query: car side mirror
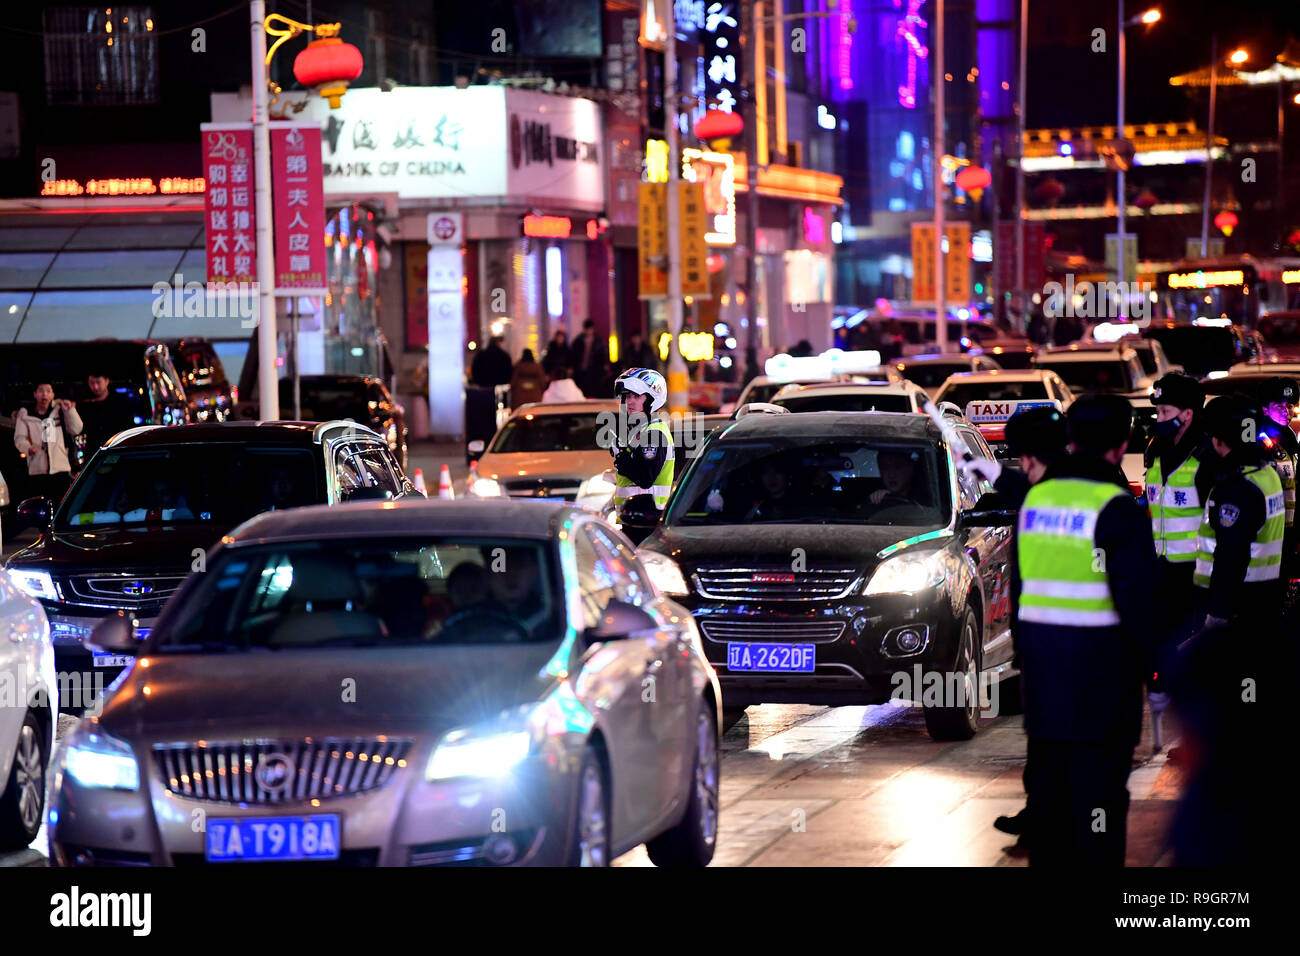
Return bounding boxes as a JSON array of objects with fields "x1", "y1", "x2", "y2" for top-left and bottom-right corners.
[
  {"x1": 15, "y1": 497, "x2": 52, "y2": 531},
  {"x1": 467, "y1": 440, "x2": 486, "y2": 461},
  {"x1": 584, "y1": 599, "x2": 657, "y2": 643},
  {"x1": 88, "y1": 610, "x2": 141, "y2": 655},
  {"x1": 959, "y1": 491, "x2": 1017, "y2": 528},
  {"x1": 342, "y1": 486, "x2": 396, "y2": 502}
]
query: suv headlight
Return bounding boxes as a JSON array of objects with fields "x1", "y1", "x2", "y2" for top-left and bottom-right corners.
[
  {"x1": 8, "y1": 568, "x2": 57, "y2": 601},
  {"x1": 638, "y1": 549, "x2": 689, "y2": 596},
  {"x1": 66, "y1": 726, "x2": 139, "y2": 791},
  {"x1": 864, "y1": 550, "x2": 947, "y2": 595},
  {"x1": 468, "y1": 476, "x2": 504, "y2": 498}
]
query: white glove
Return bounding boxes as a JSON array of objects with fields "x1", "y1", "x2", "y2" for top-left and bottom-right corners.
[
  {"x1": 1148, "y1": 691, "x2": 1170, "y2": 715},
  {"x1": 960, "y1": 455, "x2": 1002, "y2": 485},
  {"x1": 706, "y1": 489, "x2": 724, "y2": 512}
]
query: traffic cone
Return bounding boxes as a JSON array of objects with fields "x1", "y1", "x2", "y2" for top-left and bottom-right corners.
[
  {"x1": 438, "y1": 464, "x2": 455, "y2": 500},
  {"x1": 412, "y1": 468, "x2": 427, "y2": 495}
]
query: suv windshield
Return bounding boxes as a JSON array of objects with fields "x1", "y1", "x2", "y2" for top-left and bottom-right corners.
[
  {"x1": 282, "y1": 380, "x2": 367, "y2": 420},
  {"x1": 1143, "y1": 327, "x2": 1241, "y2": 377},
  {"x1": 938, "y1": 380, "x2": 1049, "y2": 405},
  {"x1": 490, "y1": 412, "x2": 605, "y2": 453},
  {"x1": 1034, "y1": 359, "x2": 1134, "y2": 392},
  {"x1": 666, "y1": 438, "x2": 949, "y2": 527},
  {"x1": 57, "y1": 445, "x2": 320, "y2": 530},
  {"x1": 775, "y1": 393, "x2": 913, "y2": 413},
  {"x1": 153, "y1": 539, "x2": 561, "y2": 651}
]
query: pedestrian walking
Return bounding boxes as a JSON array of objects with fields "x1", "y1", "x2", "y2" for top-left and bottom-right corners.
[
  {"x1": 542, "y1": 329, "x2": 572, "y2": 377},
  {"x1": 75, "y1": 366, "x2": 134, "y2": 465},
  {"x1": 620, "y1": 329, "x2": 658, "y2": 372},
  {"x1": 1014, "y1": 393, "x2": 1164, "y2": 867},
  {"x1": 469, "y1": 336, "x2": 514, "y2": 388},
  {"x1": 541, "y1": 367, "x2": 585, "y2": 403},
  {"x1": 571, "y1": 320, "x2": 610, "y2": 397},
  {"x1": 508, "y1": 348, "x2": 547, "y2": 409},
  {"x1": 13, "y1": 383, "x2": 84, "y2": 504}
]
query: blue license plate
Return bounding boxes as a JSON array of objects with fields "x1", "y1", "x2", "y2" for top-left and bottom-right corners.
[
  {"x1": 205, "y1": 814, "x2": 341, "y2": 863},
  {"x1": 726, "y1": 643, "x2": 815, "y2": 673}
]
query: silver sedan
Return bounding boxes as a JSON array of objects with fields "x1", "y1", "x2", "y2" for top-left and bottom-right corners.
[{"x1": 47, "y1": 500, "x2": 721, "y2": 867}]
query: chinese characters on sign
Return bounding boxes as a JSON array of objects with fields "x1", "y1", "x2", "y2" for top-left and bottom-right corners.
[
  {"x1": 41, "y1": 177, "x2": 206, "y2": 196},
  {"x1": 679, "y1": 181, "x2": 710, "y2": 297},
  {"x1": 201, "y1": 124, "x2": 256, "y2": 285},
  {"x1": 682, "y1": 147, "x2": 736, "y2": 246},
  {"x1": 638, "y1": 182, "x2": 668, "y2": 299},
  {"x1": 911, "y1": 222, "x2": 971, "y2": 305},
  {"x1": 270, "y1": 123, "x2": 327, "y2": 295},
  {"x1": 703, "y1": 2, "x2": 741, "y2": 115}
]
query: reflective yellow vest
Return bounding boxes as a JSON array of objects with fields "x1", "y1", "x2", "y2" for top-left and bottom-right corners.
[
  {"x1": 1193, "y1": 465, "x2": 1285, "y2": 587},
  {"x1": 1146, "y1": 451, "x2": 1204, "y2": 562},
  {"x1": 1017, "y1": 478, "x2": 1127, "y2": 628},
  {"x1": 614, "y1": 419, "x2": 675, "y2": 510}
]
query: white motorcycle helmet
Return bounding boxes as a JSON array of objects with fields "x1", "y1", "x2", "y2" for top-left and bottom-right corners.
[{"x1": 614, "y1": 367, "x2": 668, "y2": 413}]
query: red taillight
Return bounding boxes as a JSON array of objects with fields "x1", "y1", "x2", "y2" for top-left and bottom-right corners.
[{"x1": 978, "y1": 424, "x2": 1006, "y2": 442}]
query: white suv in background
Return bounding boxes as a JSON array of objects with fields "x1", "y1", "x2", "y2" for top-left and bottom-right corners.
[
  {"x1": 0, "y1": 570, "x2": 55, "y2": 849},
  {"x1": 770, "y1": 379, "x2": 931, "y2": 413}
]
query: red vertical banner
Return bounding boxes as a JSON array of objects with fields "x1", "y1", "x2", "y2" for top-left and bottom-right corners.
[
  {"x1": 201, "y1": 124, "x2": 256, "y2": 285},
  {"x1": 270, "y1": 123, "x2": 327, "y2": 295}
]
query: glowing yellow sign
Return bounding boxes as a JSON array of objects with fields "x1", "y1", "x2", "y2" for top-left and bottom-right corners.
[
  {"x1": 1167, "y1": 270, "x2": 1245, "y2": 289},
  {"x1": 657, "y1": 332, "x2": 715, "y2": 362},
  {"x1": 645, "y1": 139, "x2": 668, "y2": 183},
  {"x1": 1283, "y1": 270, "x2": 1300, "y2": 284}
]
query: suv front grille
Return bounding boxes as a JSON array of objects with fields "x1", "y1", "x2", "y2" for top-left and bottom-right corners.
[
  {"x1": 153, "y1": 736, "x2": 413, "y2": 804},
  {"x1": 501, "y1": 478, "x2": 581, "y2": 500},
  {"x1": 693, "y1": 566, "x2": 861, "y2": 601},
  {"x1": 65, "y1": 573, "x2": 187, "y2": 611},
  {"x1": 699, "y1": 619, "x2": 846, "y2": 643}
]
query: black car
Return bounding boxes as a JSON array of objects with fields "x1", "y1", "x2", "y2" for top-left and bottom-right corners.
[
  {"x1": 278, "y1": 375, "x2": 408, "y2": 473},
  {"x1": 3, "y1": 420, "x2": 417, "y2": 710},
  {"x1": 636, "y1": 411, "x2": 1018, "y2": 740},
  {"x1": 1142, "y1": 323, "x2": 1260, "y2": 378}
]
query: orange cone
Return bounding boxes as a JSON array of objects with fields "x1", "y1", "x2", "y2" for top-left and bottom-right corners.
[
  {"x1": 438, "y1": 464, "x2": 455, "y2": 500},
  {"x1": 412, "y1": 468, "x2": 427, "y2": 495}
]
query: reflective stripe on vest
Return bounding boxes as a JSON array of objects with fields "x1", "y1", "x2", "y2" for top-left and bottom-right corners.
[
  {"x1": 1146, "y1": 451, "x2": 1204, "y2": 562},
  {"x1": 614, "y1": 420, "x2": 675, "y2": 509},
  {"x1": 1016, "y1": 477, "x2": 1126, "y2": 628},
  {"x1": 1273, "y1": 456, "x2": 1296, "y2": 528},
  {"x1": 1193, "y1": 465, "x2": 1286, "y2": 587}
]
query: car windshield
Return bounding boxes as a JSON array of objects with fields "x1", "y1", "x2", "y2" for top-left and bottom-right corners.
[
  {"x1": 281, "y1": 380, "x2": 367, "y2": 420},
  {"x1": 56, "y1": 445, "x2": 319, "y2": 530},
  {"x1": 938, "y1": 380, "x2": 1049, "y2": 405},
  {"x1": 899, "y1": 363, "x2": 969, "y2": 388},
  {"x1": 490, "y1": 412, "x2": 605, "y2": 453},
  {"x1": 153, "y1": 539, "x2": 561, "y2": 651},
  {"x1": 1034, "y1": 360, "x2": 1133, "y2": 392},
  {"x1": 1144, "y1": 327, "x2": 1240, "y2": 377},
  {"x1": 775, "y1": 393, "x2": 913, "y2": 413},
  {"x1": 666, "y1": 438, "x2": 949, "y2": 527}
]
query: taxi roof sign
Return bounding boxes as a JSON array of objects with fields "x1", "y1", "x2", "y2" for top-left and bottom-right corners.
[
  {"x1": 764, "y1": 349, "x2": 883, "y2": 382},
  {"x1": 964, "y1": 399, "x2": 1060, "y2": 425}
]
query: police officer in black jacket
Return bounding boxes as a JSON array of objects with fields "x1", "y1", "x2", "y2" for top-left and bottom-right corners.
[{"x1": 1014, "y1": 394, "x2": 1165, "y2": 867}]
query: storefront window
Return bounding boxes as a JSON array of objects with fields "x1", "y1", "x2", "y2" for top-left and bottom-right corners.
[{"x1": 323, "y1": 203, "x2": 381, "y2": 375}]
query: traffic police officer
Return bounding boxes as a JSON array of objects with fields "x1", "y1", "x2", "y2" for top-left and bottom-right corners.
[
  {"x1": 1014, "y1": 394, "x2": 1164, "y2": 867},
  {"x1": 1258, "y1": 377, "x2": 1297, "y2": 573},
  {"x1": 610, "y1": 367, "x2": 674, "y2": 538}
]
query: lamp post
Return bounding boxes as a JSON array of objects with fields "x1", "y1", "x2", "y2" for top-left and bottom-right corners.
[
  {"x1": 934, "y1": 0, "x2": 945, "y2": 352},
  {"x1": 1116, "y1": 6, "x2": 1160, "y2": 320},
  {"x1": 1015, "y1": 0, "x2": 1026, "y2": 332},
  {"x1": 250, "y1": 0, "x2": 278, "y2": 422}
]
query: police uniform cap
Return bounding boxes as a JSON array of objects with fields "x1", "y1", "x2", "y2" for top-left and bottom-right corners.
[
  {"x1": 1150, "y1": 372, "x2": 1203, "y2": 412},
  {"x1": 1261, "y1": 376, "x2": 1299, "y2": 406},
  {"x1": 1066, "y1": 393, "x2": 1134, "y2": 454},
  {"x1": 1004, "y1": 406, "x2": 1067, "y2": 459},
  {"x1": 1202, "y1": 394, "x2": 1259, "y2": 448}
]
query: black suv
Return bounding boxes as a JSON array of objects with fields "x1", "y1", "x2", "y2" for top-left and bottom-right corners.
[
  {"x1": 637, "y1": 411, "x2": 1019, "y2": 740},
  {"x1": 4, "y1": 420, "x2": 418, "y2": 709}
]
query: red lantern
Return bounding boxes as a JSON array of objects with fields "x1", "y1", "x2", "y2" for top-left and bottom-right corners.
[
  {"x1": 1214, "y1": 210, "x2": 1238, "y2": 237},
  {"x1": 294, "y1": 36, "x2": 364, "y2": 108},
  {"x1": 693, "y1": 110, "x2": 744, "y2": 142},
  {"x1": 1035, "y1": 177, "x2": 1065, "y2": 205},
  {"x1": 955, "y1": 165, "x2": 991, "y2": 193},
  {"x1": 1134, "y1": 189, "x2": 1157, "y2": 212}
]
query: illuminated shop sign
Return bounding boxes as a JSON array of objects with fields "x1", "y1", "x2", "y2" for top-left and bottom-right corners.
[
  {"x1": 1282, "y1": 269, "x2": 1300, "y2": 284},
  {"x1": 41, "y1": 177, "x2": 206, "y2": 196},
  {"x1": 682, "y1": 147, "x2": 735, "y2": 245},
  {"x1": 1167, "y1": 270, "x2": 1246, "y2": 289},
  {"x1": 522, "y1": 215, "x2": 603, "y2": 240}
]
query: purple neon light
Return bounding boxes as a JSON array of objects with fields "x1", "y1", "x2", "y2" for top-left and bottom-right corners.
[
  {"x1": 897, "y1": 0, "x2": 929, "y2": 109},
  {"x1": 834, "y1": 0, "x2": 855, "y2": 91}
]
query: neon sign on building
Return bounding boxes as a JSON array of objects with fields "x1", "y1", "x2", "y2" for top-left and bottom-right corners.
[{"x1": 896, "y1": 0, "x2": 929, "y2": 109}]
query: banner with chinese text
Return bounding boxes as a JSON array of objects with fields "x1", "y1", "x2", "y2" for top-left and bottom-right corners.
[
  {"x1": 270, "y1": 123, "x2": 327, "y2": 296},
  {"x1": 200, "y1": 124, "x2": 256, "y2": 285}
]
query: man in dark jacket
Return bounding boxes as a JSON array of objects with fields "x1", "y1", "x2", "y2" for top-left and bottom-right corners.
[
  {"x1": 76, "y1": 368, "x2": 135, "y2": 465},
  {"x1": 470, "y1": 336, "x2": 514, "y2": 388},
  {"x1": 571, "y1": 320, "x2": 610, "y2": 397},
  {"x1": 620, "y1": 329, "x2": 659, "y2": 373},
  {"x1": 1014, "y1": 393, "x2": 1164, "y2": 867}
]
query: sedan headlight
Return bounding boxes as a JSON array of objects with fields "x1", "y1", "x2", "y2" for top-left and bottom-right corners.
[
  {"x1": 639, "y1": 550, "x2": 689, "y2": 596},
  {"x1": 468, "y1": 477, "x2": 505, "y2": 498},
  {"x1": 426, "y1": 728, "x2": 532, "y2": 781},
  {"x1": 8, "y1": 568, "x2": 57, "y2": 601},
  {"x1": 66, "y1": 727, "x2": 139, "y2": 791},
  {"x1": 864, "y1": 550, "x2": 947, "y2": 595}
]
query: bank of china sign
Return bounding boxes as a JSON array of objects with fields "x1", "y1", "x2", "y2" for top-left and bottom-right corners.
[{"x1": 213, "y1": 87, "x2": 604, "y2": 208}]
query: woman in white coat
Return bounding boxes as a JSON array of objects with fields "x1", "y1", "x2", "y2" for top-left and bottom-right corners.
[{"x1": 13, "y1": 383, "x2": 83, "y2": 504}]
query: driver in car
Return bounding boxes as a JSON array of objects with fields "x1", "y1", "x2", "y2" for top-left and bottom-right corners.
[
  {"x1": 488, "y1": 546, "x2": 544, "y2": 624},
  {"x1": 745, "y1": 459, "x2": 804, "y2": 521},
  {"x1": 868, "y1": 448, "x2": 924, "y2": 507}
]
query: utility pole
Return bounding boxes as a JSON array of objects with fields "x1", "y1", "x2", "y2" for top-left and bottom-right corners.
[
  {"x1": 251, "y1": 0, "x2": 280, "y2": 421},
  {"x1": 743, "y1": 1, "x2": 762, "y2": 385},
  {"x1": 665, "y1": 23, "x2": 688, "y2": 416},
  {"x1": 934, "y1": 0, "x2": 946, "y2": 352},
  {"x1": 1202, "y1": 36, "x2": 1218, "y2": 257},
  {"x1": 1117, "y1": 0, "x2": 1127, "y2": 318},
  {"x1": 1015, "y1": 0, "x2": 1026, "y2": 333}
]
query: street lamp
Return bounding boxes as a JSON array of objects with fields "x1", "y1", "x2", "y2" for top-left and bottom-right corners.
[
  {"x1": 1116, "y1": 4, "x2": 1160, "y2": 318},
  {"x1": 1202, "y1": 45, "x2": 1247, "y2": 255}
]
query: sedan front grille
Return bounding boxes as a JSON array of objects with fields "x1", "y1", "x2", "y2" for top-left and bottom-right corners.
[
  {"x1": 699, "y1": 619, "x2": 846, "y2": 643},
  {"x1": 693, "y1": 566, "x2": 861, "y2": 601},
  {"x1": 501, "y1": 478, "x2": 581, "y2": 500},
  {"x1": 152, "y1": 736, "x2": 414, "y2": 804},
  {"x1": 65, "y1": 574, "x2": 187, "y2": 611}
]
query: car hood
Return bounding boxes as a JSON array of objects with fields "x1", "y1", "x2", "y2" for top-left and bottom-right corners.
[
  {"x1": 643, "y1": 522, "x2": 950, "y2": 569},
  {"x1": 6, "y1": 523, "x2": 234, "y2": 574},
  {"x1": 478, "y1": 450, "x2": 611, "y2": 483},
  {"x1": 101, "y1": 642, "x2": 563, "y2": 738}
]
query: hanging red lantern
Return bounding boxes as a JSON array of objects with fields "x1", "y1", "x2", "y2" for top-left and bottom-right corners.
[
  {"x1": 955, "y1": 165, "x2": 991, "y2": 193},
  {"x1": 1134, "y1": 189, "x2": 1157, "y2": 212},
  {"x1": 693, "y1": 110, "x2": 744, "y2": 142},
  {"x1": 1034, "y1": 177, "x2": 1065, "y2": 205},
  {"x1": 1214, "y1": 210, "x2": 1238, "y2": 237},
  {"x1": 294, "y1": 33, "x2": 364, "y2": 108}
]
